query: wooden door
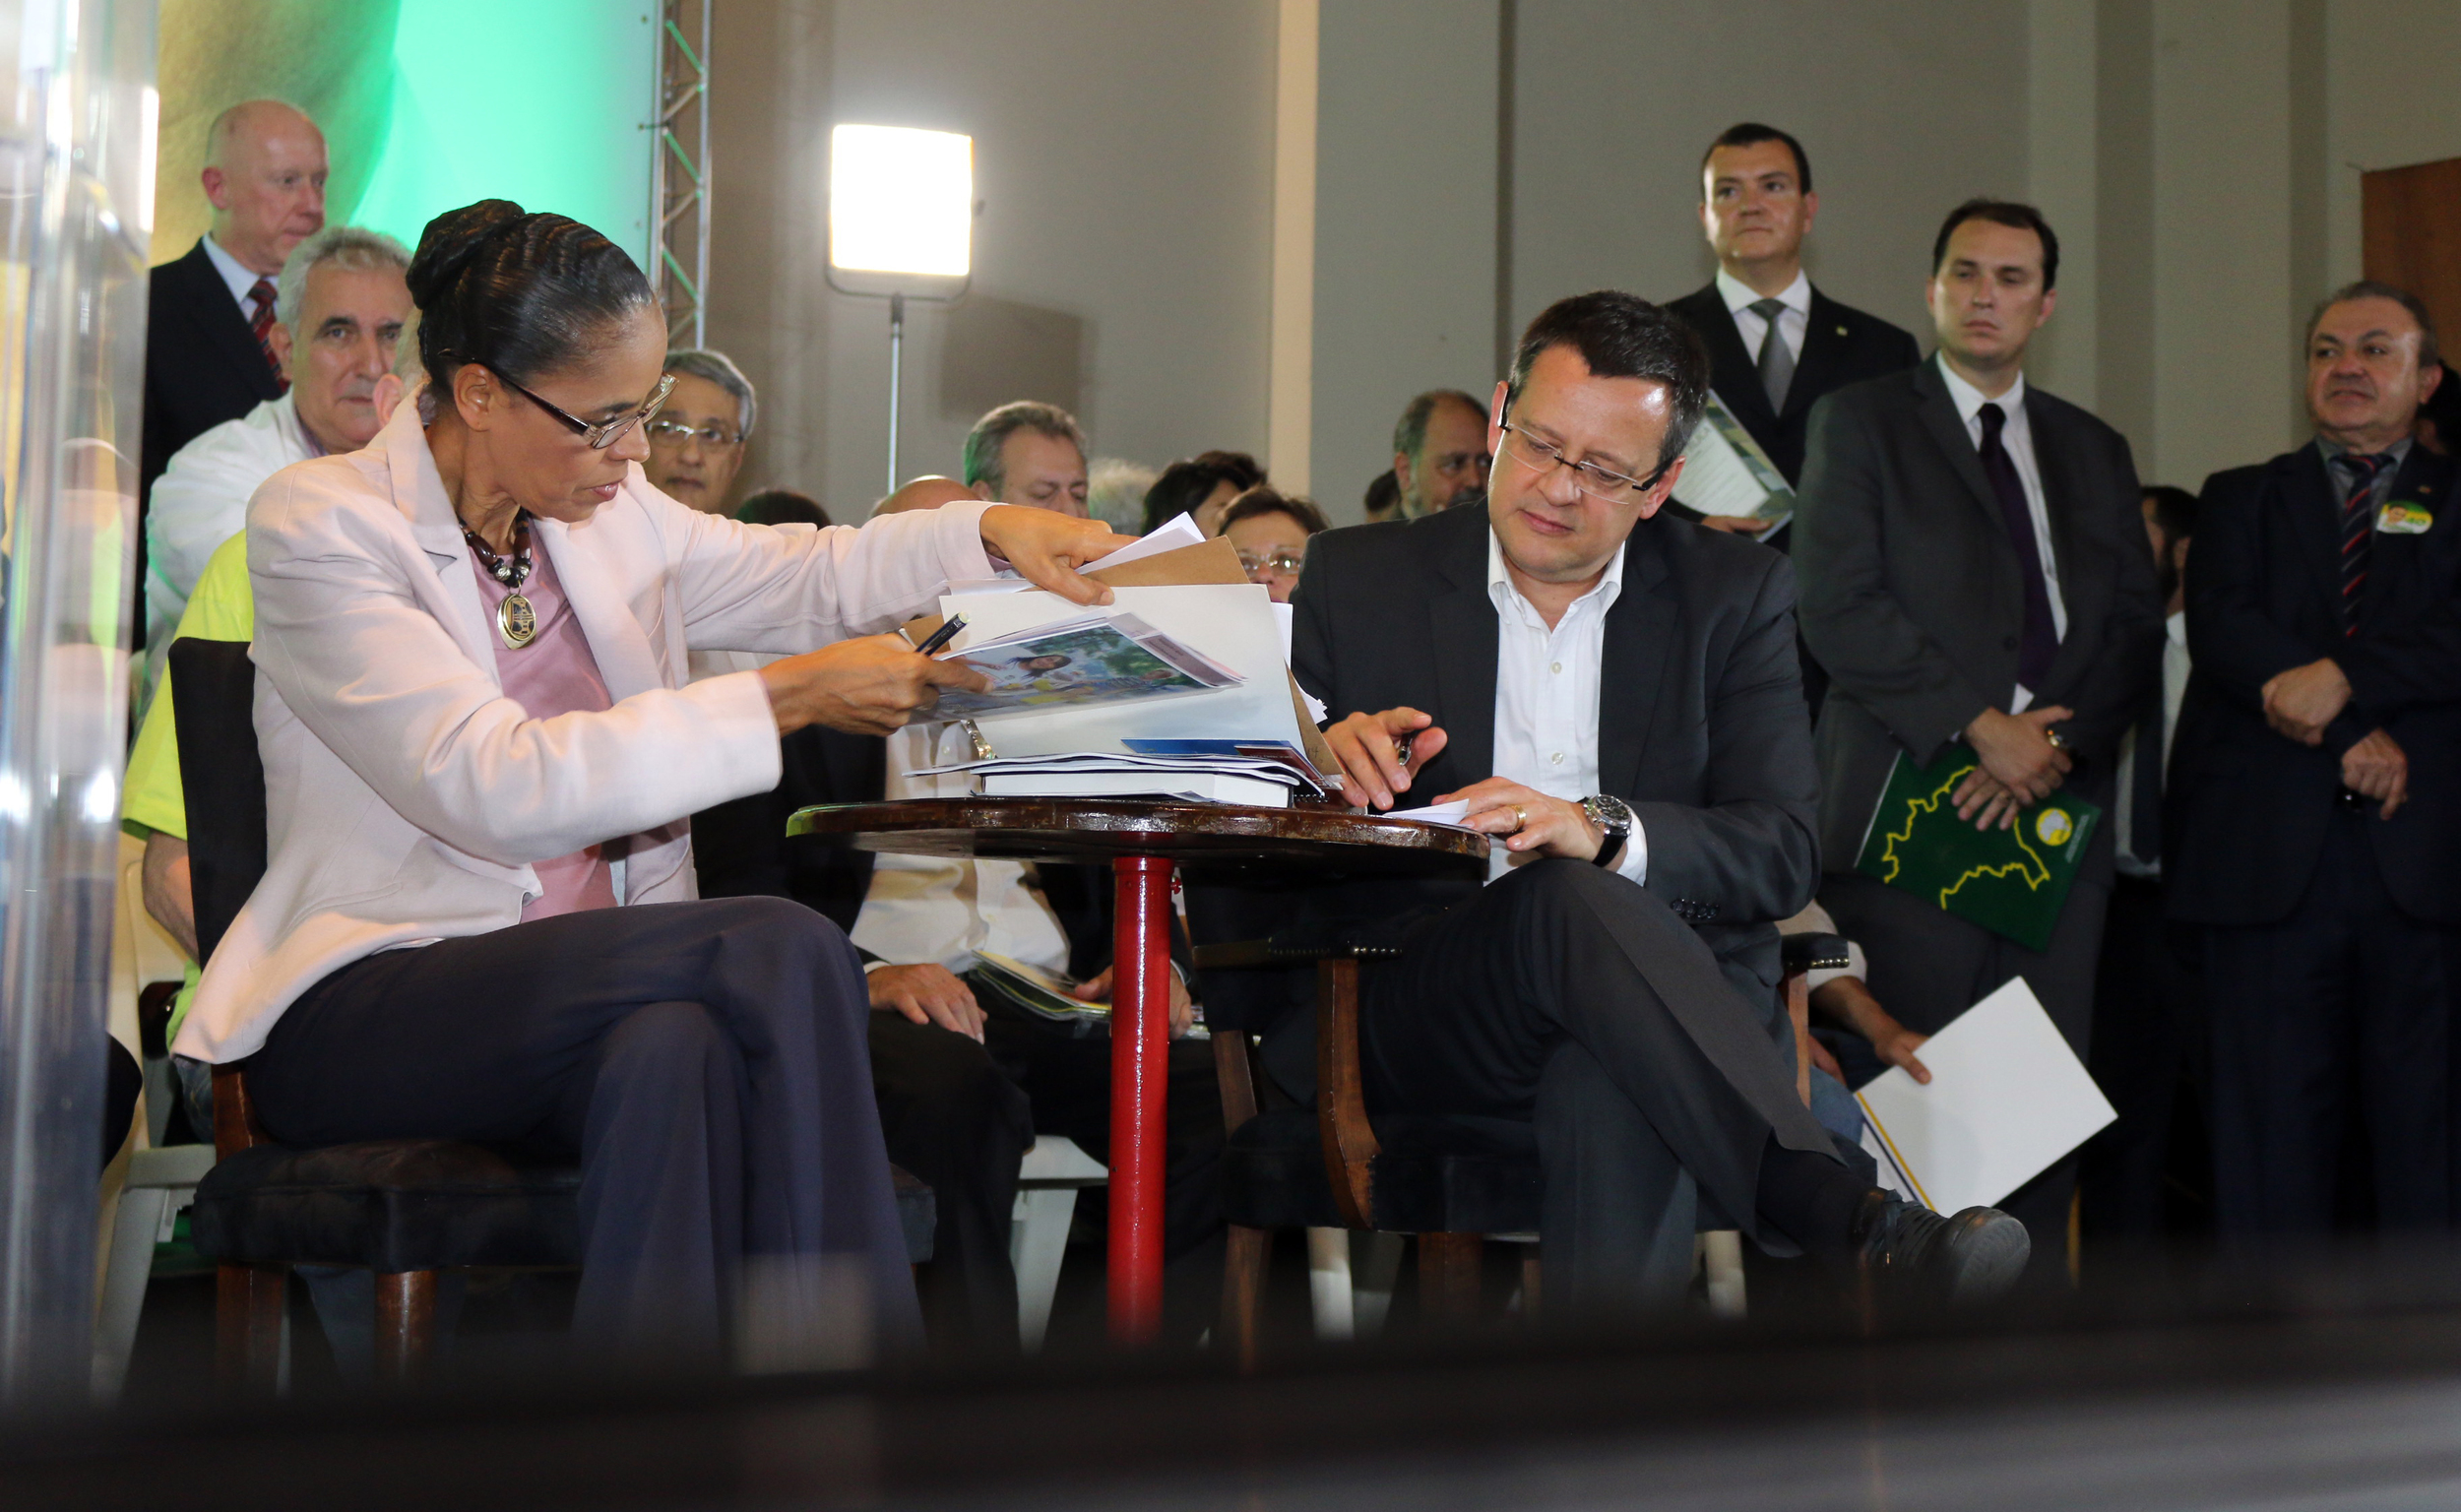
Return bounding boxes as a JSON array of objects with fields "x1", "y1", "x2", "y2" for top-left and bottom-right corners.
[{"x1": 2363, "y1": 157, "x2": 2461, "y2": 342}]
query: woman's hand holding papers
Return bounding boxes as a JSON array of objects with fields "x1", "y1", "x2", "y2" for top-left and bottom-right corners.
[
  {"x1": 868, "y1": 964, "x2": 986, "y2": 1041},
  {"x1": 1072, "y1": 964, "x2": 1197, "y2": 1038},
  {"x1": 759, "y1": 633, "x2": 990, "y2": 736},
  {"x1": 978, "y1": 505, "x2": 1139, "y2": 606},
  {"x1": 1326, "y1": 707, "x2": 1448, "y2": 810}
]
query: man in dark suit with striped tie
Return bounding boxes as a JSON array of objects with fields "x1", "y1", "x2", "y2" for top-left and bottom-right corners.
[
  {"x1": 2167, "y1": 282, "x2": 2461, "y2": 1244},
  {"x1": 141, "y1": 100, "x2": 326, "y2": 501}
]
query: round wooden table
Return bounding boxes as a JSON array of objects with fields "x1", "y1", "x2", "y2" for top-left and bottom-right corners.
[{"x1": 787, "y1": 797, "x2": 1486, "y2": 1345}]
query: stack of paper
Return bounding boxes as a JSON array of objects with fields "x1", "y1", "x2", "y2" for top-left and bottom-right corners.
[
  {"x1": 1855, "y1": 977, "x2": 2116, "y2": 1214},
  {"x1": 916, "y1": 739, "x2": 1332, "y2": 809},
  {"x1": 1674, "y1": 390, "x2": 1796, "y2": 532},
  {"x1": 973, "y1": 952, "x2": 1108, "y2": 1024},
  {"x1": 929, "y1": 610, "x2": 1245, "y2": 721}
]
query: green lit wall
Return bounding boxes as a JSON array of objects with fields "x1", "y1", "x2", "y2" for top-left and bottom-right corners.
[{"x1": 154, "y1": 0, "x2": 655, "y2": 272}]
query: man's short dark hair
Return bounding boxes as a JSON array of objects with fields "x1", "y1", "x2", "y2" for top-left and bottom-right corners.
[
  {"x1": 1392, "y1": 389, "x2": 1485, "y2": 462},
  {"x1": 1218, "y1": 485, "x2": 1329, "y2": 536},
  {"x1": 1930, "y1": 198, "x2": 2060, "y2": 291},
  {"x1": 2142, "y1": 484, "x2": 2198, "y2": 550},
  {"x1": 2306, "y1": 280, "x2": 2441, "y2": 373},
  {"x1": 1700, "y1": 122, "x2": 1811, "y2": 196},
  {"x1": 1505, "y1": 290, "x2": 1710, "y2": 473},
  {"x1": 962, "y1": 401, "x2": 1086, "y2": 499}
]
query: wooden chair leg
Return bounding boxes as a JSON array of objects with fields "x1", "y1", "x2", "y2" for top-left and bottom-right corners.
[
  {"x1": 216, "y1": 1262, "x2": 286, "y2": 1390},
  {"x1": 1222, "y1": 1225, "x2": 1271, "y2": 1370},
  {"x1": 1418, "y1": 1232, "x2": 1483, "y2": 1322},
  {"x1": 374, "y1": 1270, "x2": 438, "y2": 1385}
]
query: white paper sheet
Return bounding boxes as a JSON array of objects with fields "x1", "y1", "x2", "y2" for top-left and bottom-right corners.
[
  {"x1": 1853, "y1": 976, "x2": 2115, "y2": 1214},
  {"x1": 1383, "y1": 799, "x2": 1477, "y2": 830},
  {"x1": 1081, "y1": 512, "x2": 1205, "y2": 574}
]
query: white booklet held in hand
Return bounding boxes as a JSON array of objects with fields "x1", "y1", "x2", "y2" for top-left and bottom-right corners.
[{"x1": 1854, "y1": 976, "x2": 2115, "y2": 1214}]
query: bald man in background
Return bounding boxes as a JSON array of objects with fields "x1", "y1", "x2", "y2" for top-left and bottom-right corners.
[{"x1": 142, "y1": 100, "x2": 328, "y2": 507}]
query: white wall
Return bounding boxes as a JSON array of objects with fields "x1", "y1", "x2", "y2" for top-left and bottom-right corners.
[{"x1": 709, "y1": 0, "x2": 1278, "y2": 517}]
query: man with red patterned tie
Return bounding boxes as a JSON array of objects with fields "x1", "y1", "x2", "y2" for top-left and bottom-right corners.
[
  {"x1": 140, "y1": 99, "x2": 328, "y2": 521},
  {"x1": 2167, "y1": 283, "x2": 2461, "y2": 1245}
]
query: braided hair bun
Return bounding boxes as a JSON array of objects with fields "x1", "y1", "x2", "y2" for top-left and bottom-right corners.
[{"x1": 408, "y1": 199, "x2": 658, "y2": 389}]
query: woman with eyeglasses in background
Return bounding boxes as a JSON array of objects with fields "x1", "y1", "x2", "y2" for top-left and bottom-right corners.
[
  {"x1": 170, "y1": 199, "x2": 1130, "y2": 1367},
  {"x1": 1220, "y1": 486, "x2": 1328, "y2": 603}
]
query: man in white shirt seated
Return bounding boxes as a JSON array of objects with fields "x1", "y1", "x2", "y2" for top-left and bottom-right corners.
[{"x1": 144, "y1": 223, "x2": 410, "y2": 686}]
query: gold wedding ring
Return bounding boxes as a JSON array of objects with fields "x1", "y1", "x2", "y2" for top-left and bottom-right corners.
[{"x1": 1511, "y1": 804, "x2": 1529, "y2": 832}]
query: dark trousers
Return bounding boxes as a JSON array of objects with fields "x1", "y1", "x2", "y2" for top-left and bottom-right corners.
[
  {"x1": 868, "y1": 1005, "x2": 1225, "y2": 1346},
  {"x1": 2204, "y1": 806, "x2": 2454, "y2": 1242},
  {"x1": 2080, "y1": 874, "x2": 2207, "y2": 1248},
  {"x1": 1359, "y1": 861, "x2": 1838, "y2": 1317},
  {"x1": 246, "y1": 897, "x2": 920, "y2": 1364},
  {"x1": 1818, "y1": 868, "x2": 2109, "y2": 1287}
]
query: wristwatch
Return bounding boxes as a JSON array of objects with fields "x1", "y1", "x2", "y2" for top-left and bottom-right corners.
[{"x1": 1580, "y1": 794, "x2": 1635, "y2": 869}]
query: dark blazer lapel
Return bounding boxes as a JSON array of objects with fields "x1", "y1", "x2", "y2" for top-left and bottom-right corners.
[
  {"x1": 2024, "y1": 394, "x2": 2104, "y2": 693},
  {"x1": 173, "y1": 241, "x2": 279, "y2": 390},
  {"x1": 1598, "y1": 531, "x2": 1678, "y2": 798},
  {"x1": 1782, "y1": 287, "x2": 1848, "y2": 424},
  {"x1": 2284, "y1": 445, "x2": 2342, "y2": 617},
  {"x1": 1426, "y1": 519, "x2": 1499, "y2": 787},
  {"x1": 2369, "y1": 445, "x2": 2455, "y2": 617},
  {"x1": 1910, "y1": 359, "x2": 2004, "y2": 528},
  {"x1": 1687, "y1": 284, "x2": 1779, "y2": 441}
]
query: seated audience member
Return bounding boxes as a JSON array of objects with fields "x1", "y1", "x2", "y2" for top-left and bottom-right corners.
[
  {"x1": 1087, "y1": 457, "x2": 1158, "y2": 536},
  {"x1": 2081, "y1": 484, "x2": 2203, "y2": 1249},
  {"x1": 2415, "y1": 360, "x2": 2461, "y2": 455},
  {"x1": 1140, "y1": 449, "x2": 1266, "y2": 536},
  {"x1": 1218, "y1": 486, "x2": 1327, "y2": 603},
  {"x1": 146, "y1": 224, "x2": 410, "y2": 678},
  {"x1": 872, "y1": 475, "x2": 978, "y2": 518},
  {"x1": 646, "y1": 347, "x2": 755, "y2": 515},
  {"x1": 966, "y1": 401, "x2": 1091, "y2": 516},
  {"x1": 1193, "y1": 291, "x2": 2027, "y2": 1318},
  {"x1": 736, "y1": 488, "x2": 831, "y2": 528},
  {"x1": 1361, "y1": 469, "x2": 1402, "y2": 525},
  {"x1": 2169, "y1": 282, "x2": 2461, "y2": 1245},
  {"x1": 693, "y1": 482, "x2": 1222, "y2": 1348},
  {"x1": 1389, "y1": 388, "x2": 1492, "y2": 519},
  {"x1": 168, "y1": 196, "x2": 1127, "y2": 1364}
]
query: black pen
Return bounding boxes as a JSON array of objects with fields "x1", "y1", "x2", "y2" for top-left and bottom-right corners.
[{"x1": 912, "y1": 614, "x2": 967, "y2": 658}]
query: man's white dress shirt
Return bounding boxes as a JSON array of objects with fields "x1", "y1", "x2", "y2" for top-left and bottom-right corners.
[
  {"x1": 850, "y1": 723, "x2": 1076, "y2": 978},
  {"x1": 1936, "y1": 353, "x2": 2067, "y2": 709},
  {"x1": 200, "y1": 233, "x2": 270, "y2": 314},
  {"x1": 1485, "y1": 529, "x2": 1649, "y2": 887},
  {"x1": 142, "y1": 391, "x2": 322, "y2": 692},
  {"x1": 1717, "y1": 267, "x2": 1810, "y2": 371},
  {"x1": 2112, "y1": 610, "x2": 2191, "y2": 878}
]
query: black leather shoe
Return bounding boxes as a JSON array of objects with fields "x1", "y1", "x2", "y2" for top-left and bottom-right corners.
[{"x1": 1851, "y1": 1190, "x2": 2030, "y2": 1305}]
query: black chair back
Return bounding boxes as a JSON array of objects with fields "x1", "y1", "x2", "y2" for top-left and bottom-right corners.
[{"x1": 166, "y1": 638, "x2": 266, "y2": 969}]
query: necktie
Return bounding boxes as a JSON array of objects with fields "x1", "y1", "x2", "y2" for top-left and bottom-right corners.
[
  {"x1": 1978, "y1": 403, "x2": 2058, "y2": 692},
  {"x1": 1751, "y1": 297, "x2": 1795, "y2": 413},
  {"x1": 2127, "y1": 680, "x2": 2164, "y2": 869},
  {"x1": 247, "y1": 277, "x2": 287, "y2": 392},
  {"x1": 2331, "y1": 451, "x2": 2385, "y2": 637}
]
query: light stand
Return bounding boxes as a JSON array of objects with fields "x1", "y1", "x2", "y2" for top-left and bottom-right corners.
[{"x1": 826, "y1": 125, "x2": 974, "y2": 496}]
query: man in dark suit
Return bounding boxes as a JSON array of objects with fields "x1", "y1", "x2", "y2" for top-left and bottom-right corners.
[
  {"x1": 1796, "y1": 201, "x2": 2164, "y2": 1282},
  {"x1": 1664, "y1": 124, "x2": 1921, "y2": 523},
  {"x1": 1194, "y1": 290, "x2": 2028, "y2": 1319},
  {"x1": 142, "y1": 100, "x2": 327, "y2": 502},
  {"x1": 2167, "y1": 282, "x2": 2461, "y2": 1242}
]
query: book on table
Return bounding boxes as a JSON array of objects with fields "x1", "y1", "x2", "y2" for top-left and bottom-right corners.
[{"x1": 1852, "y1": 743, "x2": 2102, "y2": 953}]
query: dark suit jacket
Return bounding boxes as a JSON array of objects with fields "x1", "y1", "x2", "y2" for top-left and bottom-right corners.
[
  {"x1": 143, "y1": 239, "x2": 283, "y2": 500},
  {"x1": 2167, "y1": 444, "x2": 2461, "y2": 925},
  {"x1": 690, "y1": 724, "x2": 1119, "y2": 981},
  {"x1": 1664, "y1": 282, "x2": 1922, "y2": 492},
  {"x1": 1189, "y1": 501, "x2": 1822, "y2": 1082},
  {"x1": 1794, "y1": 359, "x2": 2163, "y2": 882}
]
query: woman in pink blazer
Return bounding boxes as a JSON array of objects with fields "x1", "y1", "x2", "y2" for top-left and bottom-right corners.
[{"x1": 171, "y1": 200, "x2": 1127, "y2": 1364}]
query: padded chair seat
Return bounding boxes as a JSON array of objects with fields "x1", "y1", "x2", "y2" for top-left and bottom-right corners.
[
  {"x1": 193, "y1": 1141, "x2": 937, "y2": 1272},
  {"x1": 1222, "y1": 1107, "x2": 1543, "y2": 1234}
]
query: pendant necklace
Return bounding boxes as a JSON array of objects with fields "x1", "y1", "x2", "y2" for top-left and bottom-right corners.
[{"x1": 464, "y1": 511, "x2": 539, "y2": 649}]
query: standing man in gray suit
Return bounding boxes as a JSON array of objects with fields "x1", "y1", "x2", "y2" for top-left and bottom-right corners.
[{"x1": 1795, "y1": 201, "x2": 2164, "y2": 1280}]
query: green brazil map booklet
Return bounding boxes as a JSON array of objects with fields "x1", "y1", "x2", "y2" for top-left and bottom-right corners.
[{"x1": 1853, "y1": 744, "x2": 2102, "y2": 953}]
